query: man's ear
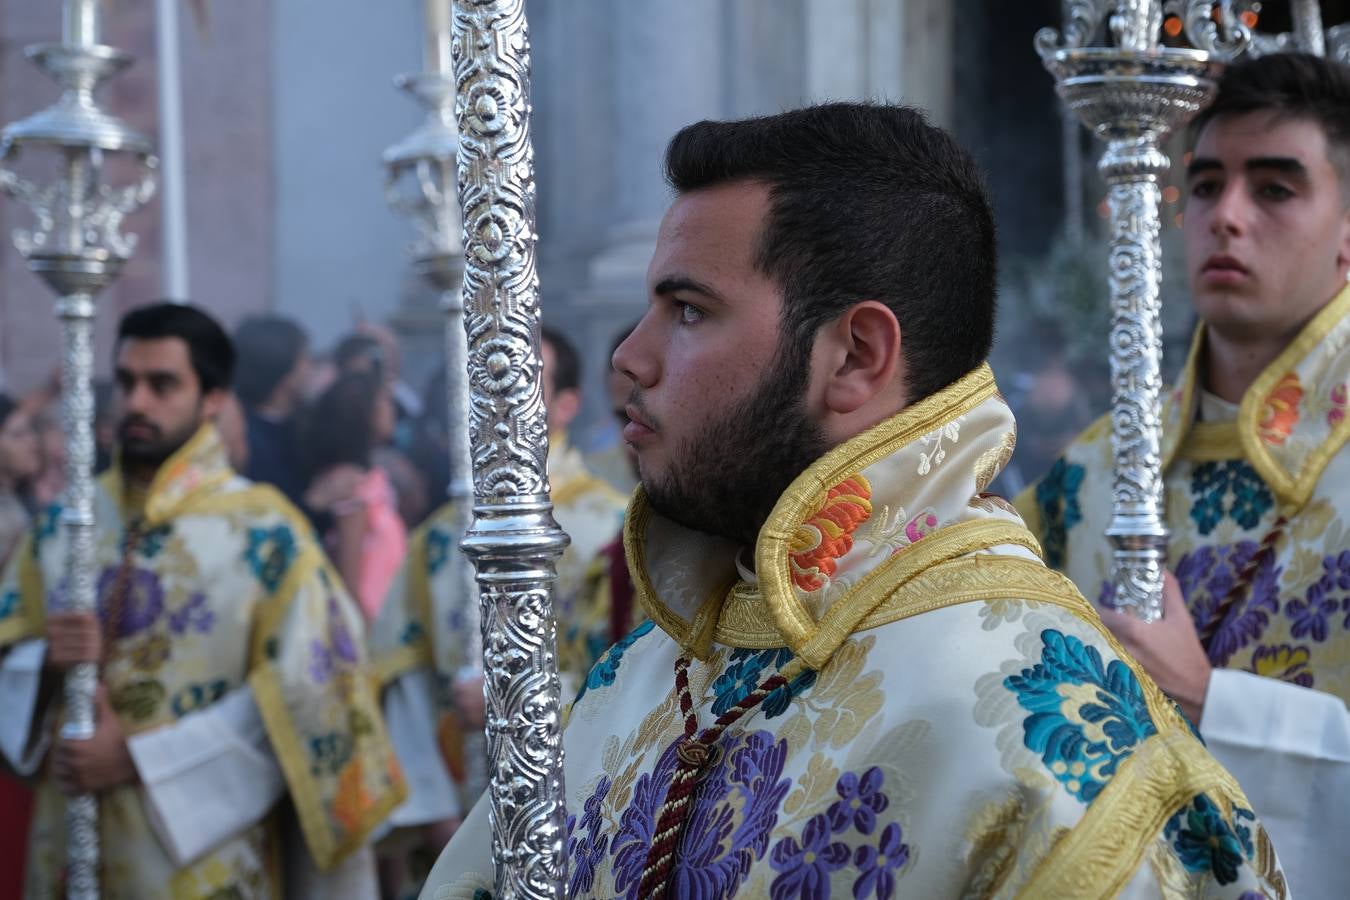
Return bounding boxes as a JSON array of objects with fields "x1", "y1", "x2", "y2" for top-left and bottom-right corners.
[
  {"x1": 819, "y1": 301, "x2": 903, "y2": 416},
  {"x1": 202, "y1": 388, "x2": 228, "y2": 421}
]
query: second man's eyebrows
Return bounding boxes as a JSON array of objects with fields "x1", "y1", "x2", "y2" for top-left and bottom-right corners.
[
  {"x1": 653, "y1": 275, "x2": 725, "y2": 303},
  {"x1": 1186, "y1": 156, "x2": 1310, "y2": 179}
]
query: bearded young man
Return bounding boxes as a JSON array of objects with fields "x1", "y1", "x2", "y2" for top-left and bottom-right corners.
[
  {"x1": 0, "y1": 304, "x2": 403, "y2": 898},
  {"x1": 423, "y1": 104, "x2": 1284, "y2": 899},
  {"x1": 1017, "y1": 53, "x2": 1350, "y2": 900}
]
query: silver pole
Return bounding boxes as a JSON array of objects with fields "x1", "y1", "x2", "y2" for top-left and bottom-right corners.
[
  {"x1": 1292, "y1": 0, "x2": 1327, "y2": 55},
  {"x1": 154, "y1": 0, "x2": 190, "y2": 301},
  {"x1": 383, "y1": 0, "x2": 486, "y2": 802},
  {"x1": 1038, "y1": 1, "x2": 1221, "y2": 620},
  {"x1": 451, "y1": 1, "x2": 569, "y2": 896},
  {"x1": 0, "y1": 1, "x2": 157, "y2": 896}
]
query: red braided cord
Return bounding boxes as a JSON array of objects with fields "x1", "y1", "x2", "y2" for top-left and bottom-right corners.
[
  {"x1": 1198, "y1": 515, "x2": 1287, "y2": 654},
  {"x1": 638, "y1": 655, "x2": 795, "y2": 899}
]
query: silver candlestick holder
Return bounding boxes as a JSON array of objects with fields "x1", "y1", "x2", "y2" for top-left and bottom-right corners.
[
  {"x1": 383, "y1": 48, "x2": 490, "y2": 805},
  {"x1": 0, "y1": 1, "x2": 157, "y2": 897},
  {"x1": 1037, "y1": 1, "x2": 1221, "y2": 621}
]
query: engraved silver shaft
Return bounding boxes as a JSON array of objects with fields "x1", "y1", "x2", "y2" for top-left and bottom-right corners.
[{"x1": 451, "y1": 1, "x2": 569, "y2": 895}]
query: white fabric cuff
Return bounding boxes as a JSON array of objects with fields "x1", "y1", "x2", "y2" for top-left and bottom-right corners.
[
  {"x1": 1201, "y1": 669, "x2": 1350, "y2": 762},
  {"x1": 128, "y1": 684, "x2": 286, "y2": 866},
  {"x1": 0, "y1": 639, "x2": 51, "y2": 775},
  {"x1": 382, "y1": 670, "x2": 461, "y2": 833}
]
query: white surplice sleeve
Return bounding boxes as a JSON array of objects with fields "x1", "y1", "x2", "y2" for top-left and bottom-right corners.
[
  {"x1": 127, "y1": 683, "x2": 286, "y2": 867},
  {"x1": 1200, "y1": 667, "x2": 1350, "y2": 900},
  {"x1": 381, "y1": 669, "x2": 461, "y2": 831},
  {"x1": 0, "y1": 638, "x2": 53, "y2": 775}
]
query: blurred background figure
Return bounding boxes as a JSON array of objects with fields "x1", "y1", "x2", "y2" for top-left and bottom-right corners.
[
  {"x1": 583, "y1": 321, "x2": 641, "y2": 497},
  {"x1": 0, "y1": 393, "x2": 39, "y2": 570},
  {"x1": 303, "y1": 370, "x2": 407, "y2": 622},
  {"x1": 233, "y1": 314, "x2": 311, "y2": 507}
]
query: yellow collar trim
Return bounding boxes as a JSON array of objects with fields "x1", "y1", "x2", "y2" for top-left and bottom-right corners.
[
  {"x1": 104, "y1": 424, "x2": 235, "y2": 526},
  {"x1": 630, "y1": 363, "x2": 1035, "y2": 667},
  {"x1": 758, "y1": 364, "x2": 998, "y2": 658},
  {"x1": 1165, "y1": 283, "x2": 1350, "y2": 510},
  {"x1": 1177, "y1": 420, "x2": 1242, "y2": 462}
]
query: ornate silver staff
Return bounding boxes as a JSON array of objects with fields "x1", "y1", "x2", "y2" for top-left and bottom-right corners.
[
  {"x1": 450, "y1": 1, "x2": 569, "y2": 896},
  {"x1": 383, "y1": 0, "x2": 488, "y2": 804},
  {"x1": 0, "y1": 0, "x2": 156, "y2": 896},
  {"x1": 1036, "y1": 1, "x2": 1221, "y2": 621}
]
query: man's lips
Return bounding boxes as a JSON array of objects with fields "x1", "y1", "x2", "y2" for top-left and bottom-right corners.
[
  {"x1": 1201, "y1": 254, "x2": 1249, "y2": 276},
  {"x1": 623, "y1": 404, "x2": 655, "y2": 442}
]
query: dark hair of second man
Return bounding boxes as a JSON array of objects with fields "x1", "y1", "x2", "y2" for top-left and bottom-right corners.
[
  {"x1": 665, "y1": 102, "x2": 997, "y2": 403},
  {"x1": 541, "y1": 325, "x2": 581, "y2": 393},
  {"x1": 117, "y1": 302, "x2": 236, "y2": 394},
  {"x1": 233, "y1": 315, "x2": 307, "y2": 408}
]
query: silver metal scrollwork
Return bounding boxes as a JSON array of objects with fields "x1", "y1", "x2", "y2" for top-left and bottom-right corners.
[
  {"x1": 450, "y1": 1, "x2": 569, "y2": 896},
  {"x1": 0, "y1": 1, "x2": 157, "y2": 896},
  {"x1": 1163, "y1": 1, "x2": 1253, "y2": 59},
  {"x1": 1040, "y1": 2, "x2": 1221, "y2": 620}
]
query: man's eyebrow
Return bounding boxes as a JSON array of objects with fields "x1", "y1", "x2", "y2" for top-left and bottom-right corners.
[
  {"x1": 653, "y1": 276, "x2": 726, "y2": 304},
  {"x1": 1186, "y1": 156, "x2": 1310, "y2": 179},
  {"x1": 1185, "y1": 158, "x2": 1222, "y2": 179},
  {"x1": 1244, "y1": 156, "x2": 1309, "y2": 178}
]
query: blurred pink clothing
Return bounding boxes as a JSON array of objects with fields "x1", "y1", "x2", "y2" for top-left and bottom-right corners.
[{"x1": 331, "y1": 467, "x2": 407, "y2": 621}]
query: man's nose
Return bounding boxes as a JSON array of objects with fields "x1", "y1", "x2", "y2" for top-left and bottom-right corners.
[{"x1": 612, "y1": 315, "x2": 658, "y2": 389}]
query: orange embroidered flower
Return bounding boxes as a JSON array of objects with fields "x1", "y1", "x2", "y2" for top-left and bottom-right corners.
[
  {"x1": 333, "y1": 759, "x2": 373, "y2": 834},
  {"x1": 1257, "y1": 373, "x2": 1303, "y2": 445},
  {"x1": 789, "y1": 475, "x2": 872, "y2": 592}
]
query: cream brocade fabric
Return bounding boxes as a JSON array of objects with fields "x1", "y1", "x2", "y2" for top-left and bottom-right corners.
[{"x1": 422, "y1": 364, "x2": 1285, "y2": 900}]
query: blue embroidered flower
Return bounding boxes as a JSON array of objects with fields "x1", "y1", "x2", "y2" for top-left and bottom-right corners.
[
  {"x1": 137, "y1": 524, "x2": 173, "y2": 559},
  {"x1": 853, "y1": 822, "x2": 910, "y2": 900},
  {"x1": 713, "y1": 647, "x2": 794, "y2": 716},
  {"x1": 762, "y1": 668, "x2": 817, "y2": 719},
  {"x1": 1034, "y1": 458, "x2": 1085, "y2": 569},
  {"x1": 426, "y1": 528, "x2": 452, "y2": 577},
  {"x1": 1188, "y1": 461, "x2": 1273, "y2": 536},
  {"x1": 245, "y1": 525, "x2": 298, "y2": 593},
  {"x1": 0, "y1": 588, "x2": 18, "y2": 621},
  {"x1": 574, "y1": 619, "x2": 655, "y2": 704},
  {"x1": 399, "y1": 620, "x2": 425, "y2": 646},
  {"x1": 32, "y1": 504, "x2": 60, "y2": 557},
  {"x1": 566, "y1": 775, "x2": 611, "y2": 896},
  {"x1": 827, "y1": 766, "x2": 889, "y2": 835},
  {"x1": 1165, "y1": 795, "x2": 1254, "y2": 885},
  {"x1": 770, "y1": 814, "x2": 850, "y2": 900},
  {"x1": 1004, "y1": 629, "x2": 1157, "y2": 803}
]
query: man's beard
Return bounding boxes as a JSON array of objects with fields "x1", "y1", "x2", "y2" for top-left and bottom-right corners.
[
  {"x1": 117, "y1": 412, "x2": 203, "y2": 468},
  {"x1": 640, "y1": 343, "x2": 829, "y2": 548}
]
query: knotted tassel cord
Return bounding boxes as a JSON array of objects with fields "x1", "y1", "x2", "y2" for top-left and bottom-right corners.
[
  {"x1": 638, "y1": 652, "x2": 809, "y2": 898},
  {"x1": 1197, "y1": 515, "x2": 1287, "y2": 657}
]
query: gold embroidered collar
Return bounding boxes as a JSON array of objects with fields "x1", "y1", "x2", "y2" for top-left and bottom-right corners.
[
  {"x1": 626, "y1": 363, "x2": 1043, "y2": 669},
  {"x1": 103, "y1": 424, "x2": 235, "y2": 526},
  {"x1": 1163, "y1": 282, "x2": 1350, "y2": 511}
]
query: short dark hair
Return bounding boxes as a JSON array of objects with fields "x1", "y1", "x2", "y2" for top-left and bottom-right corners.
[
  {"x1": 304, "y1": 371, "x2": 382, "y2": 476},
  {"x1": 0, "y1": 393, "x2": 18, "y2": 431},
  {"x1": 541, "y1": 325, "x2": 580, "y2": 393},
  {"x1": 117, "y1": 303, "x2": 235, "y2": 393},
  {"x1": 232, "y1": 315, "x2": 307, "y2": 407},
  {"x1": 665, "y1": 102, "x2": 997, "y2": 403},
  {"x1": 334, "y1": 333, "x2": 385, "y2": 379},
  {"x1": 1190, "y1": 53, "x2": 1350, "y2": 186}
]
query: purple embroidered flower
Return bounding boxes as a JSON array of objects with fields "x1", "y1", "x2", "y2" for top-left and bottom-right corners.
[
  {"x1": 1173, "y1": 543, "x2": 1280, "y2": 666},
  {"x1": 827, "y1": 767, "x2": 889, "y2": 835},
  {"x1": 611, "y1": 730, "x2": 791, "y2": 900},
  {"x1": 309, "y1": 640, "x2": 335, "y2": 685},
  {"x1": 1279, "y1": 558, "x2": 1344, "y2": 644},
  {"x1": 96, "y1": 567, "x2": 165, "y2": 638},
  {"x1": 566, "y1": 775, "x2": 611, "y2": 896},
  {"x1": 327, "y1": 596, "x2": 358, "y2": 664},
  {"x1": 853, "y1": 822, "x2": 910, "y2": 899},
  {"x1": 770, "y1": 814, "x2": 850, "y2": 900},
  {"x1": 168, "y1": 592, "x2": 214, "y2": 636}
]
